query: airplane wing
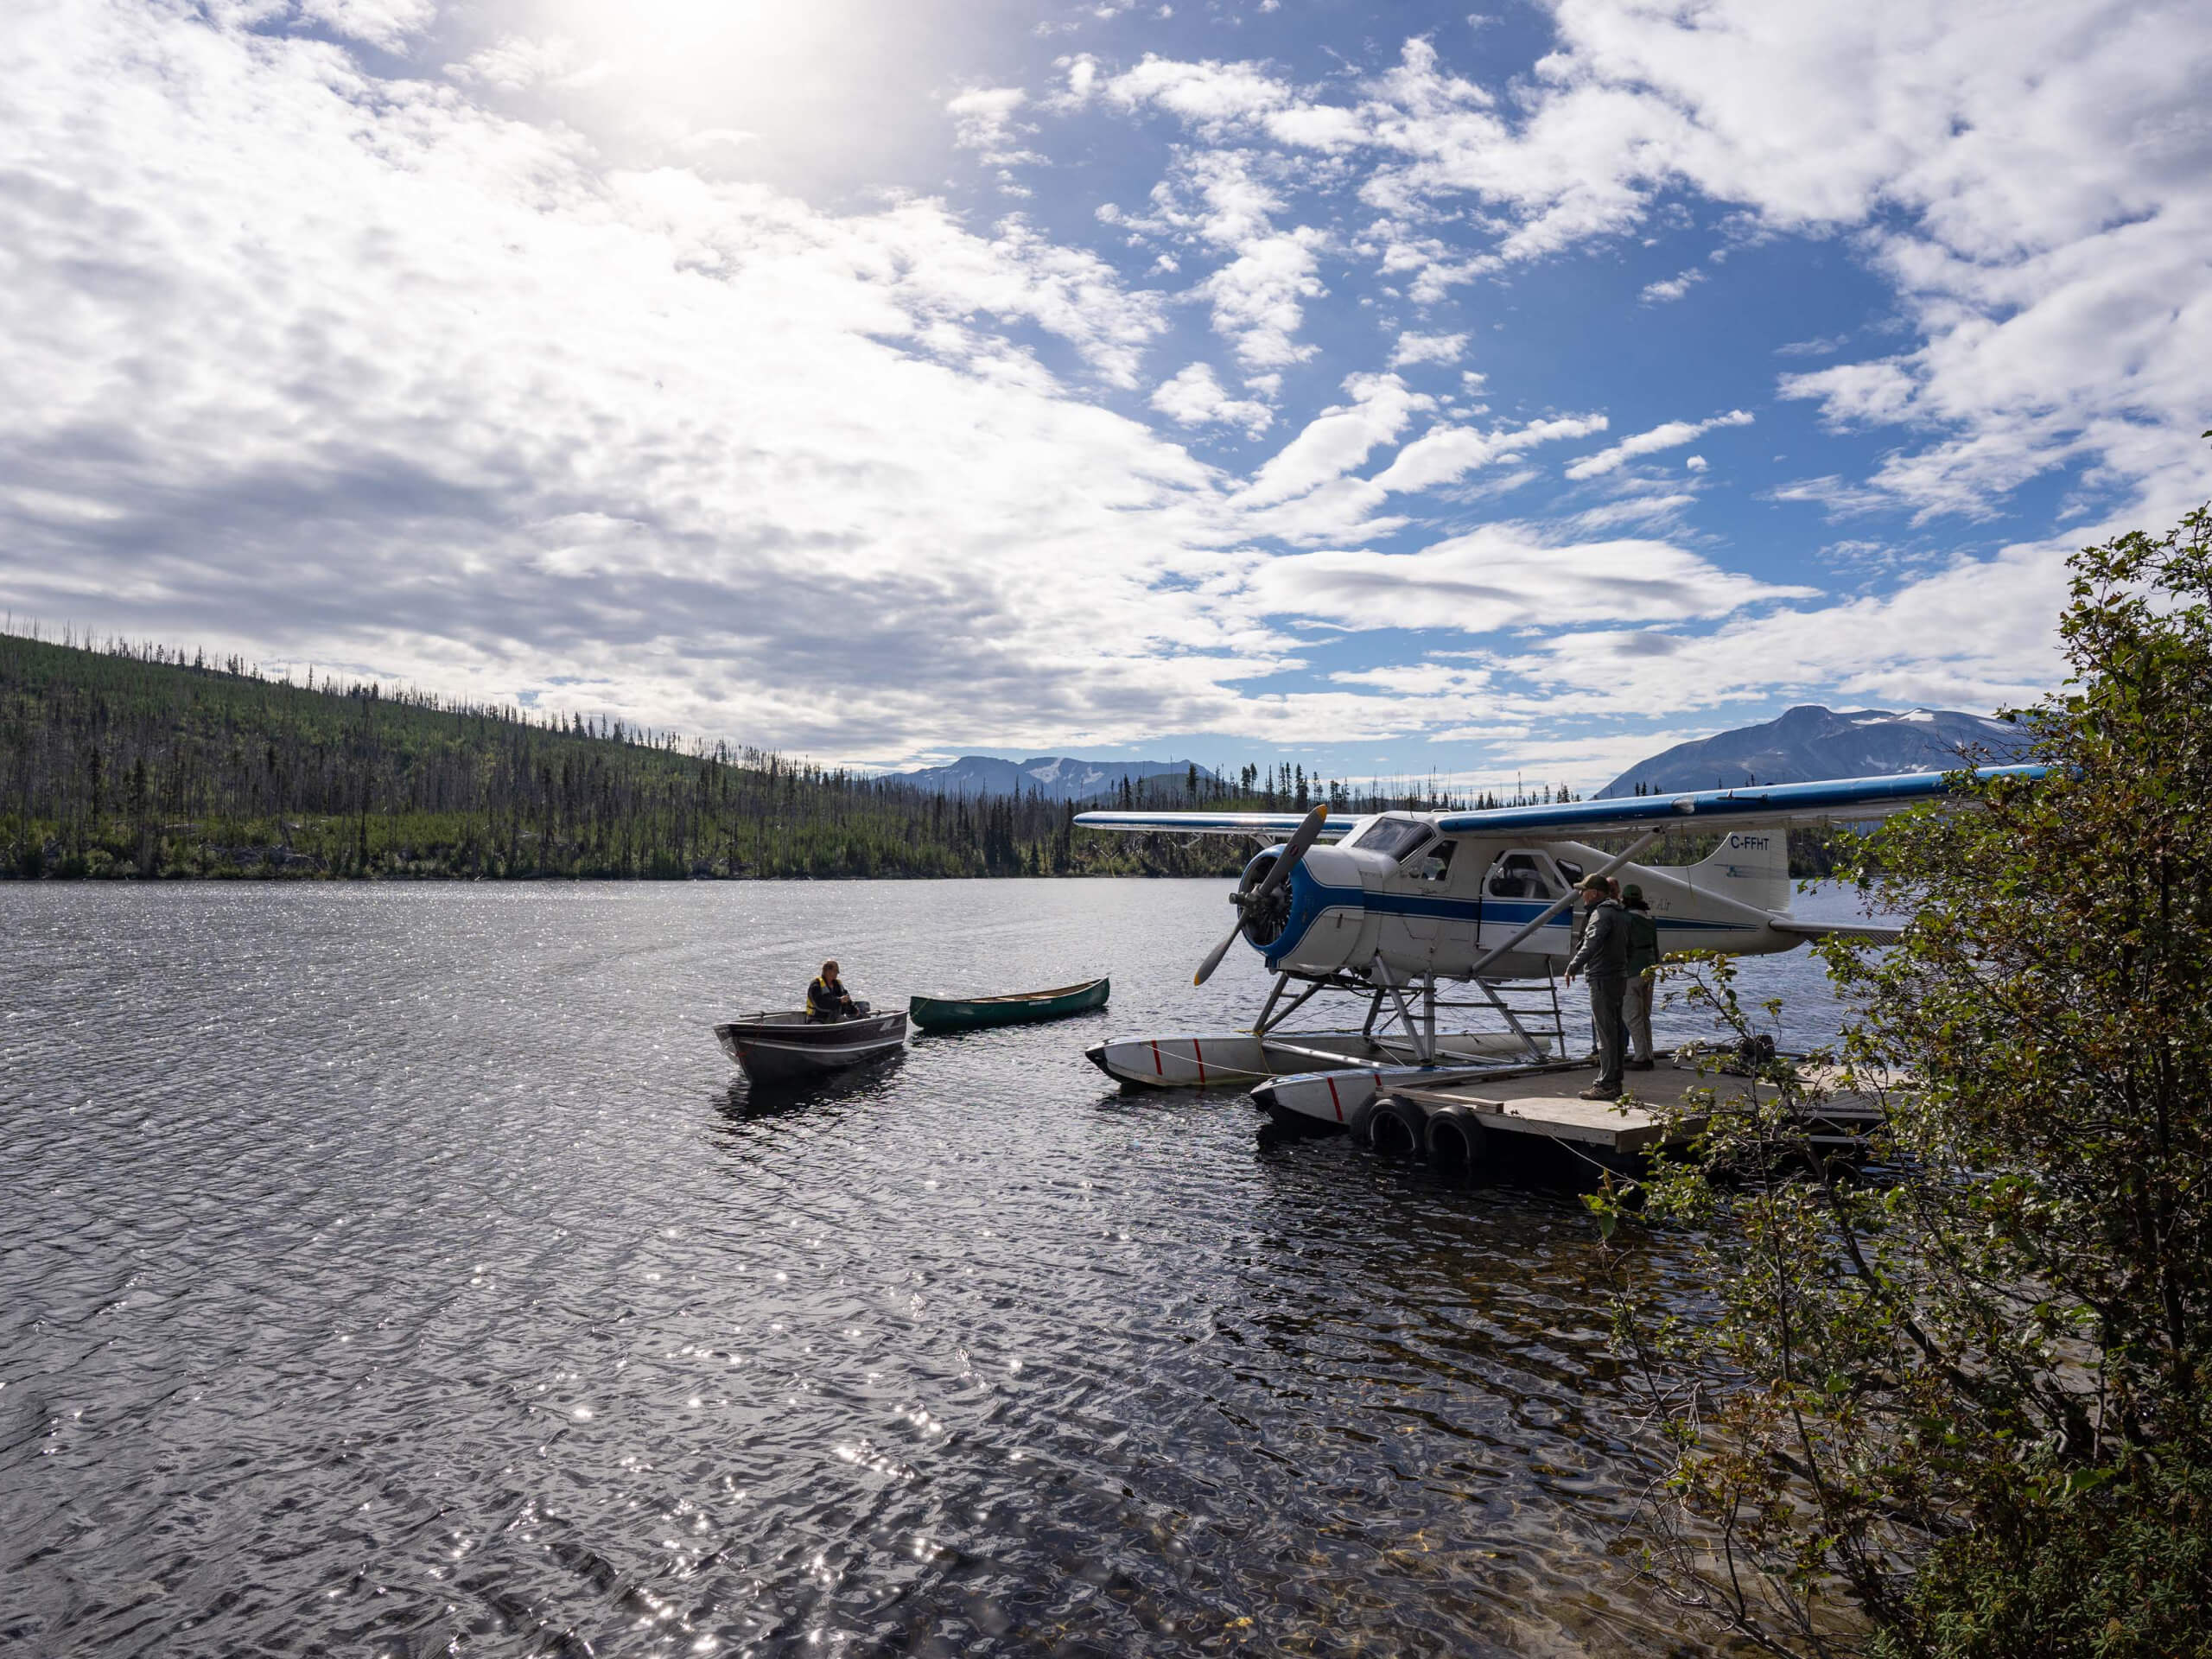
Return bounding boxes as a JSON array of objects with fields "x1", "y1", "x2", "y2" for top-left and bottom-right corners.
[
  {"x1": 1430, "y1": 765, "x2": 2044, "y2": 839},
  {"x1": 1071, "y1": 810, "x2": 1357, "y2": 841}
]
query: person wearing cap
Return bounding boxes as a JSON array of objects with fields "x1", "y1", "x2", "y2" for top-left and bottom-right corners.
[
  {"x1": 805, "y1": 959, "x2": 858, "y2": 1022},
  {"x1": 1563, "y1": 874, "x2": 1629, "y2": 1099},
  {"x1": 1621, "y1": 884, "x2": 1661, "y2": 1071}
]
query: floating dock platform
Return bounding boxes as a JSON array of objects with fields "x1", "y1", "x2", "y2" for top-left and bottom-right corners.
[{"x1": 1256, "y1": 1057, "x2": 1888, "y2": 1167}]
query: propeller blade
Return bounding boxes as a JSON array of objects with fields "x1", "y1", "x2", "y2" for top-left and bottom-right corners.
[
  {"x1": 1192, "y1": 804, "x2": 1328, "y2": 986},
  {"x1": 1192, "y1": 914, "x2": 1244, "y2": 986},
  {"x1": 1248, "y1": 802, "x2": 1329, "y2": 903}
]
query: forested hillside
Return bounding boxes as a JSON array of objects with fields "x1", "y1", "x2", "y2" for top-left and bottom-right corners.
[{"x1": 0, "y1": 631, "x2": 1471, "y2": 881}]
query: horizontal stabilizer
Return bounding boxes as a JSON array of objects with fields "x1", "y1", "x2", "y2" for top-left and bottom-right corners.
[{"x1": 1770, "y1": 918, "x2": 1904, "y2": 945}]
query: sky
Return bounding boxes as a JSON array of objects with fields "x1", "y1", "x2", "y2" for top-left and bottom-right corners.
[{"x1": 1, "y1": 0, "x2": 2207, "y2": 791}]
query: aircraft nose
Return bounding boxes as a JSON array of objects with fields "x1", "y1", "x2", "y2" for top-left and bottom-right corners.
[{"x1": 1237, "y1": 847, "x2": 1294, "y2": 950}]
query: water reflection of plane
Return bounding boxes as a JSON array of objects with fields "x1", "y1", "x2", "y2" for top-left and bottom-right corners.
[{"x1": 1075, "y1": 766, "x2": 2042, "y2": 1128}]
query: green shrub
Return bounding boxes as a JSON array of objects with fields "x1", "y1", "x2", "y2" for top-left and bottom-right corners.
[
  {"x1": 1592, "y1": 501, "x2": 2212, "y2": 1658},
  {"x1": 1888, "y1": 1451, "x2": 2212, "y2": 1659}
]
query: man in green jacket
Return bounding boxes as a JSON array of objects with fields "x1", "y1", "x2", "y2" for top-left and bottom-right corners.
[
  {"x1": 1621, "y1": 884, "x2": 1660, "y2": 1071},
  {"x1": 1565, "y1": 875, "x2": 1629, "y2": 1099}
]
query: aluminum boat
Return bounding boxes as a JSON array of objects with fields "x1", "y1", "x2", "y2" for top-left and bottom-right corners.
[{"x1": 715, "y1": 1007, "x2": 907, "y2": 1084}]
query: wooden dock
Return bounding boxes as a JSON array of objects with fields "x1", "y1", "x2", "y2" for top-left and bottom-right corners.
[{"x1": 1393, "y1": 1058, "x2": 1889, "y2": 1156}]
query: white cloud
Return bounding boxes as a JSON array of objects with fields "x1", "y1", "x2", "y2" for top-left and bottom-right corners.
[
  {"x1": 946, "y1": 86, "x2": 1040, "y2": 165},
  {"x1": 299, "y1": 0, "x2": 435, "y2": 52},
  {"x1": 1492, "y1": 527, "x2": 2071, "y2": 723},
  {"x1": 672, "y1": 127, "x2": 760, "y2": 159},
  {"x1": 1150, "y1": 363, "x2": 1274, "y2": 436},
  {"x1": 1106, "y1": 54, "x2": 1287, "y2": 131},
  {"x1": 1767, "y1": 475, "x2": 1897, "y2": 518},
  {"x1": 1778, "y1": 359, "x2": 1919, "y2": 429},
  {"x1": 1236, "y1": 523, "x2": 1816, "y2": 635},
  {"x1": 1367, "y1": 415, "x2": 1606, "y2": 495},
  {"x1": 1368, "y1": 225, "x2": 1495, "y2": 303},
  {"x1": 1222, "y1": 409, "x2": 1606, "y2": 548},
  {"x1": 1197, "y1": 224, "x2": 1328, "y2": 368},
  {"x1": 1565, "y1": 410, "x2": 1754, "y2": 480},
  {"x1": 1142, "y1": 149, "x2": 1332, "y2": 368},
  {"x1": 1236, "y1": 373, "x2": 1428, "y2": 507},
  {"x1": 1683, "y1": 454, "x2": 1708, "y2": 472},
  {"x1": 1567, "y1": 493, "x2": 1697, "y2": 532},
  {"x1": 1639, "y1": 267, "x2": 1704, "y2": 303},
  {"x1": 1389, "y1": 330, "x2": 1467, "y2": 366},
  {"x1": 448, "y1": 35, "x2": 607, "y2": 92},
  {"x1": 1053, "y1": 53, "x2": 1101, "y2": 106},
  {"x1": 1103, "y1": 54, "x2": 1368, "y2": 150}
]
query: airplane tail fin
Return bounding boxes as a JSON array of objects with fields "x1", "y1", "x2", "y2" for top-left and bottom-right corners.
[{"x1": 1685, "y1": 827, "x2": 1790, "y2": 914}]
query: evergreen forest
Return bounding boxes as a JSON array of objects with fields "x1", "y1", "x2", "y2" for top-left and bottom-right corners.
[{"x1": 1, "y1": 630, "x2": 1545, "y2": 881}]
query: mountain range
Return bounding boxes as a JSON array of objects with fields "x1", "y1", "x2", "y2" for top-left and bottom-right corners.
[
  {"x1": 1601, "y1": 705, "x2": 2031, "y2": 798},
  {"x1": 896, "y1": 754, "x2": 1218, "y2": 802}
]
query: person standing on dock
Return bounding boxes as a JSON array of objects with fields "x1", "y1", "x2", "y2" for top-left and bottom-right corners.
[
  {"x1": 1621, "y1": 884, "x2": 1660, "y2": 1071},
  {"x1": 1564, "y1": 875, "x2": 1628, "y2": 1100},
  {"x1": 806, "y1": 960, "x2": 858, "y2": 1022}
]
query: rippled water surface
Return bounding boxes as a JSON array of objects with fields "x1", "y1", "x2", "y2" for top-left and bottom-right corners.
[{"x1": 3, "y1": 880, "x2": 1878, "y2": 1657}]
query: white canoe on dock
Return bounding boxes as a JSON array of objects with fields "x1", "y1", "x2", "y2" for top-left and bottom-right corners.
[{"x1": 1085, "y1": 1028, "x2": 1553, "y2": 1131}]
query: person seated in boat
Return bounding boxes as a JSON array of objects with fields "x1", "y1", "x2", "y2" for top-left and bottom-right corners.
[{"x1": 806, "y1": 960, "x2": 858, "y2": 1022}]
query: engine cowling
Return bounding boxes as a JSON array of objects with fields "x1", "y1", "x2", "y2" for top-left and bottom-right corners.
[
  {"x1": 1258, "y1": 846, "x2": 1367, "y2": 974},
  {"x1": 1233, "y1": 847, "x2": 1292, "y2": 950}
]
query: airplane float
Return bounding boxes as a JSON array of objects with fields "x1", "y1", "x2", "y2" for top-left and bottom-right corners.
[{"x1": 1073, "y1": 766, "x2": 2043, "y2": 1131}]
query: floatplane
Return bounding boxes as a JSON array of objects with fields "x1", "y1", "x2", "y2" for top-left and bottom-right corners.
[{"x1": 1074, "y1": 766, "x2": 2042, "y2": 1131}]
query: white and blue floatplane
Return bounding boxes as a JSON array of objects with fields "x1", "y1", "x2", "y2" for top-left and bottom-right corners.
[{"x1": 1076, "y1": 766, "x2": 2042, "y2": 1130}]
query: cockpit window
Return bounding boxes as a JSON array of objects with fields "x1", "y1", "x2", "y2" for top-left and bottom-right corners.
[
  {"x1": 1485, "y1": 851, "x2": 1559, "y2": 901},
  {"x1": 1351, "y1": 817, "x2": 1433, "y2": 861},
  {"x1": 1408, "y1": 840, "x2": 1456, "y2": 882},
  {"x1": 1553, "y1": 858, "x2": 1585, "y2": 890}
]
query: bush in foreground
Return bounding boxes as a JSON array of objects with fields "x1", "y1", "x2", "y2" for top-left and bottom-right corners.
[{"x1": 1592, "y1": 502, "x2": 2212, "y2": 1658}]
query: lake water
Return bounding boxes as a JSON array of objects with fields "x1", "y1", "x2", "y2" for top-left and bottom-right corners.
[{"x1": 2, "y1": 879, "x2": 1880, "y2": 1657}]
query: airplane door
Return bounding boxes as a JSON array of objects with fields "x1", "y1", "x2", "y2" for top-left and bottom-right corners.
[
  {"x1": 1476, "y1": 849, "x2": 1572, "y2": 969},
  {"x1": 1395, "y1": 836, "x2": 1459, "y2": 965}
]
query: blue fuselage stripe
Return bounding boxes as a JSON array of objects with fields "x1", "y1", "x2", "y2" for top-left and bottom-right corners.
[{"x1": 1263, "y1": 874, "x2": 1756, "y2": 965}]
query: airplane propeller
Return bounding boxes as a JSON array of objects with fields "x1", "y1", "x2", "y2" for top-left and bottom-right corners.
[{"x1": 1193, "y1": 802, "x2": 1329, "y2": 986}]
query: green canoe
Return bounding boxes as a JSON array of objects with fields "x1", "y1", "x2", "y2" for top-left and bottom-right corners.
[{"x1": 908, "y1": 976, "x2": 1110, "y2": 1034}]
